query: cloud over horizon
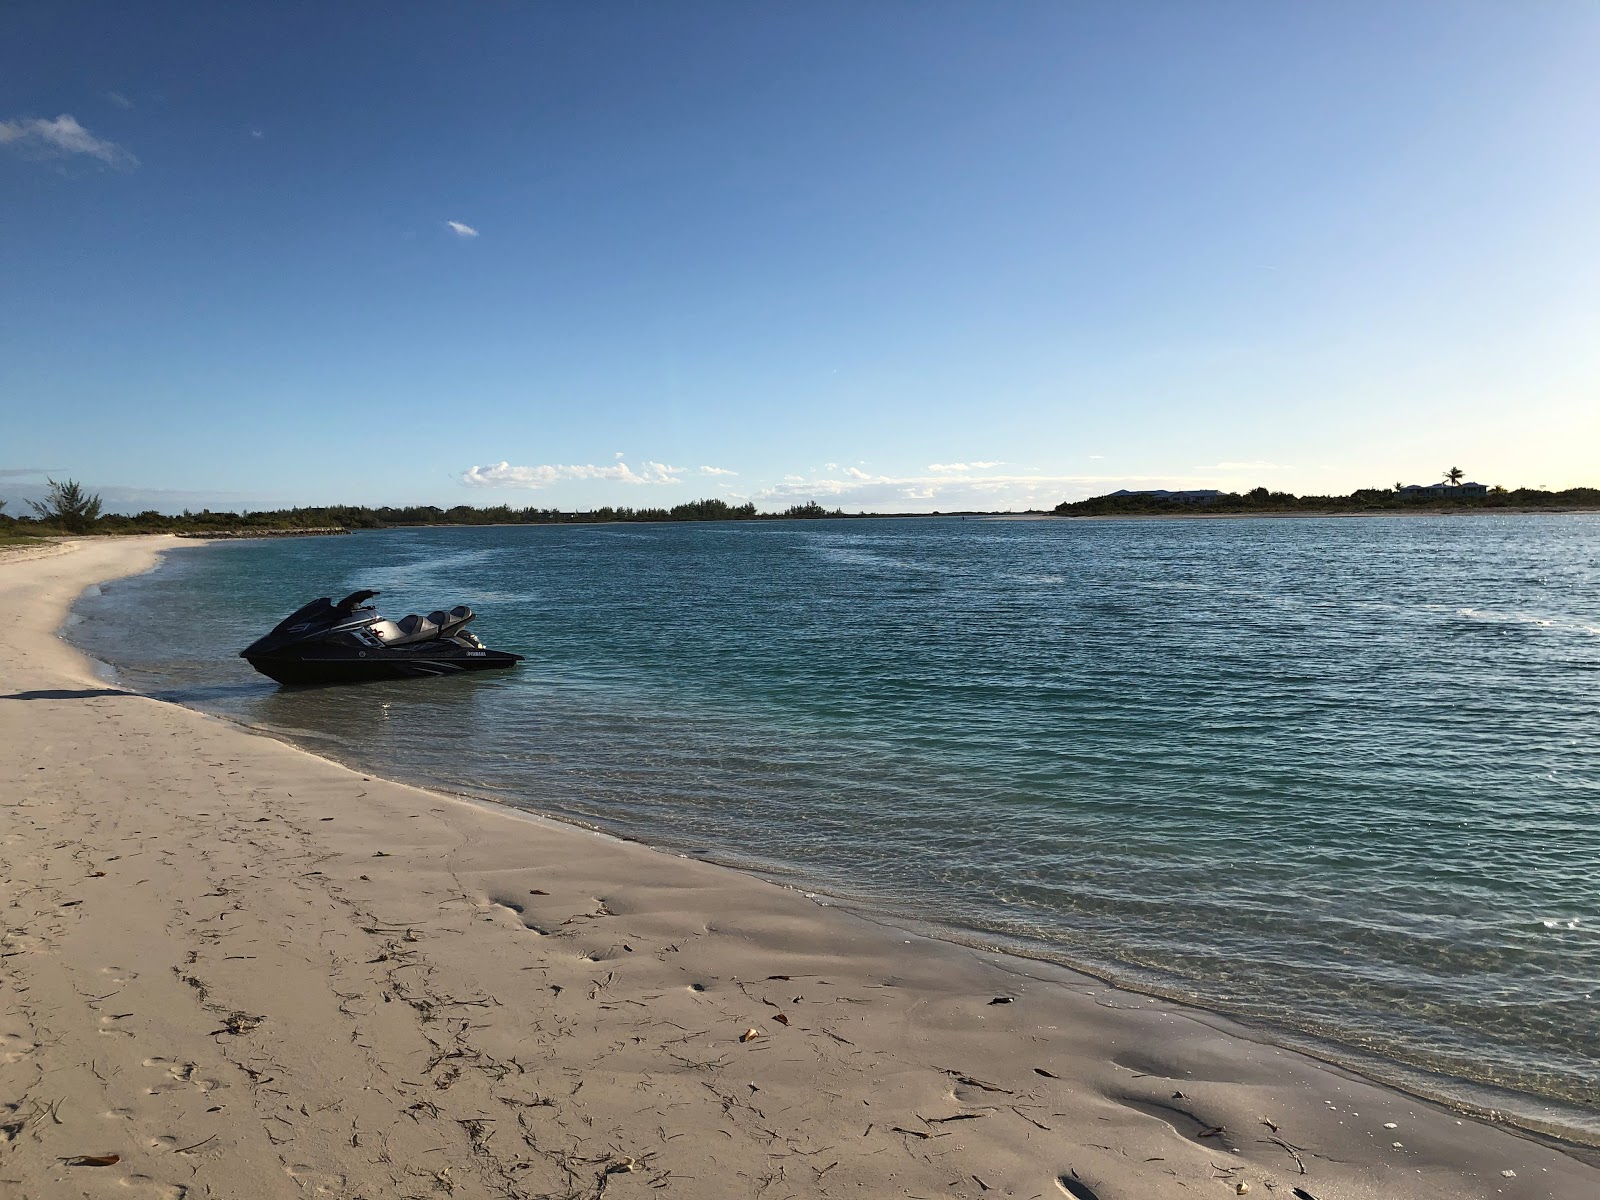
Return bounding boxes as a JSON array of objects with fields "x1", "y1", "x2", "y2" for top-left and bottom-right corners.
[
  {"x1": 751, "y1": 468, "x2": 1216, "y2": 512},
  {"x1": 0, "y1": 114, "x2": 138, "y2": 167},
  {"x1": 0, "y1": 467, "x2": 64, "y2": 478},
  {"x1": 462, "y1": 459, "x2": 685, "y2": 488}
]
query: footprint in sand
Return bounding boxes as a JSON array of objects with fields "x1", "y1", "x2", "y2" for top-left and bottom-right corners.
[
  {"x1": 141, "y1": 1057, "x2": 223, "y2": 1096},
  {"x1": 284, "y1": 1162, "x2": 348, "y2": 1193},
  {"x1": 97, "y1": 1013, "x2": 135, "y2": 1037},
  {"x1": 115, "y1": 1176, "x2": 188, "y2": 1200},
  {"x1": 485, "y1": 896, "x2": 552, "y2": 935},
  {"x1": 0, "y1": 1032, "x2": 37, "y2": 1064}
]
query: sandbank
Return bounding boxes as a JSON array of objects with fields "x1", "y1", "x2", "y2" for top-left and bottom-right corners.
[{"x1": 2, "y1": 536, "x2": 1594, "y2": 1199}]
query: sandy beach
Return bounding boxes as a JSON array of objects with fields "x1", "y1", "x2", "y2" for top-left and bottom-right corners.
[{"x1": 1, "y1": 537, "x2": 1594, "y2": 1200}]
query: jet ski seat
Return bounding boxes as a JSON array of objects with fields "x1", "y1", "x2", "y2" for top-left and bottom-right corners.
[
  {"x1": 428, "y1": 605, "x2": 475, "y2": 637},
  {"x1": 388, "y1": 613, "x2": 442, "y2": 645}
]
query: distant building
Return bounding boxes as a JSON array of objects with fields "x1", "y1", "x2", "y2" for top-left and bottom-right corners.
[
  {"x1": 1107, "y1": 489, "x2": 1222, "y2": 503},
  {"x1": 1397, "y1": 482, "x2": 1488, "y2": 497}
]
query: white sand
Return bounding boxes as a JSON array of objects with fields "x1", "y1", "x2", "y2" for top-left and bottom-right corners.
[{"x1": 2, "y1": 536, "x2": 1594, "y2": 1199}]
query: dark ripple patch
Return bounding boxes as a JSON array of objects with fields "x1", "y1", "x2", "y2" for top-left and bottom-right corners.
[{"x1": 67, "y1": 515, "x2": 1600, "y2": 1138}]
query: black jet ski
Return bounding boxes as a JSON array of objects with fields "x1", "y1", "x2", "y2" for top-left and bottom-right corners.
[{"x1": 240, "y1": 589, "x2": 523, "y2": 685}]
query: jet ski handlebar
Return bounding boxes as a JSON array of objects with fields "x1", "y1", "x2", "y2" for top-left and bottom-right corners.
[{"x1": 335, "y1": 589, "x2": 380, "y2": 613}]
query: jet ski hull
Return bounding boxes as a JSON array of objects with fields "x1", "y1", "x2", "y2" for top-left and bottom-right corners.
[
  {"x1": 240, "y1": 589, "x2": 523, "y2": 687},
  {"x1": 244, "y1": 645, "x2": 523, "y2": 686}
]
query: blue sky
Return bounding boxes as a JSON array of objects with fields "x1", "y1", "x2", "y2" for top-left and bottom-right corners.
[{"x1": 3, "y1": 2, "x2": 1598, "y2": 513}]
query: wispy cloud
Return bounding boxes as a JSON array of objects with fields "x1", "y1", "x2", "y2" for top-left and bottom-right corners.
[
  {"x1": 1211, "y1": 460, "x2": 1283, "y2": 470},
  {"x1": 0, "y1": 467, "x2": 63, "y2": 478},
  {"x1": 927, "y1": 461, "x2": 1003, "y2": 472},
  {"x1": 753, "y1": 468, "x2": 1212, "y2": 513},
  {"x1": 106, "y1": 91, "x2": 133, "y2": 110},
  {"x1": 445, "y1": 220, "x2": 479, "y2": 238},
  {"x1": 462, "y1": 459, "x2": 685, "y2": 488},
  {"x1": 0, "y1": 114, "x2": 137, "y2": 167},
  {"x1": 699, "y1": 465, "x2": 737, "y2": 476}
]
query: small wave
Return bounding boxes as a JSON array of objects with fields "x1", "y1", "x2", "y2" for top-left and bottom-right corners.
[
  {"x1": 1456, "y1": 607, "x2": 1553, "y2": 627},
  {"x1": 1451, "y1": 608, "x2": 1600, "y2": 637},
  {"x1": 1541, "y1": 918, "x2": 1582, "y2": 931},
  {"x1": 358, "y1": 546, "x2": 505, "y2": 592}
]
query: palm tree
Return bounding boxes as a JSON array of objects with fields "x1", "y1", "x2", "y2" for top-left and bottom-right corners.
[
  {"x1": 1444, "y1": 467, "x2": 1464, "y2": 487},
  {"x1": 28, "y1": 478, "x2": 103, "y2": 533}
]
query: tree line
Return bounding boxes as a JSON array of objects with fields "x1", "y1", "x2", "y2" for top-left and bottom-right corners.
[
  {"x1": 1, "y1": 480, "x2": 853, "y2": 536},
  {"x1": 1056, "y1": 484, "x2": 1600, "y2": 516}
]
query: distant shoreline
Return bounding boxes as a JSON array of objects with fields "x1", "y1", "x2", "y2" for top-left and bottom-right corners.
[
  {"x1": 1047, "y1": 505, "x2": 1600, "y2": 521},
  {"x1": 10, "y1": 506, "x2": 1600, "y2": 540}
]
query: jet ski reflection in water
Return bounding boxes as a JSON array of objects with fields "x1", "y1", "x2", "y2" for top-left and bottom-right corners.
[{"x1": 241, "y1": 589, "x2": 523, "y2": 685}]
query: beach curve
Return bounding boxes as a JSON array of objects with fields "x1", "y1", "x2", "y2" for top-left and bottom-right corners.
[{"x1": 2, "y1": 535, "x2": 1595, "y2": 1199}]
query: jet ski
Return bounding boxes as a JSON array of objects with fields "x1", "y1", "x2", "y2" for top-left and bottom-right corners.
[{"x1": 240, "y1": 589, "x2": 523, "y2": 685}]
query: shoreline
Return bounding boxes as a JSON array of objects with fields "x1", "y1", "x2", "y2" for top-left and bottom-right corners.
[
  {"x1": 164, "y1": 695, "x2": 1599, "y2": 1149},
  {"x1": 4, "y1": 537, "x2": 1596, "y2": 1198}
]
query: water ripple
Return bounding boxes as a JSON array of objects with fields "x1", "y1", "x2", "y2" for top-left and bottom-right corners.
[{"x1": 68, "y1": 514, "x2": 1600, "y2": 1138}]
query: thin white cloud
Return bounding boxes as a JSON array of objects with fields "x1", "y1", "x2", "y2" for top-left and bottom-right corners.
[
  {"x1": 250, "y1": 128, "x2": 264, "y2": 139},
  {"x1": 0, "y1": 114, "x2": 137, "y2": 167},
  {"x1": 699, "y1": 465, "x2": 737, "y2": 476},
  {"x1": 1212, "y1": 460, "x2": 1283, "y2": 470},
  {"x1": 106, "y1": 92, "x2": 133, "y2": 110},
  {"x1": 462, "y1": 459, "x2": 685, "y2": 488},
  {"x1": 753, "y1": 469, "x2": 1219, "y2": 513},
  {"x1": 445, "y1": 220, "x2": 479, "y2": 238},
  {"x1": 927, "y1": 461, "x2": 1004, "y2": 472}
]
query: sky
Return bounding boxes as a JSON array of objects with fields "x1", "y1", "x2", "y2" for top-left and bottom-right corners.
[{"x1": 3, "y1": 1, "x2": 1598, "y2": 514}]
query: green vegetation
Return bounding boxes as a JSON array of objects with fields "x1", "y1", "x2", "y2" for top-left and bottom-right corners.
[
  {"x1": 1056, "y1": 485, "x2": 1600, "y2": 516},
  {"x1": 0, "y1": 481, "x2": 853, "y2": 537},
  {"x1": 27, "y1": 478, "x2": 104, "y2": 533}
]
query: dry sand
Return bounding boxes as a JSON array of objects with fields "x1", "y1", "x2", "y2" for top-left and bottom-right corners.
[{"x1": 2, "y1": 536, "x2": 1594, "y2": 1200}]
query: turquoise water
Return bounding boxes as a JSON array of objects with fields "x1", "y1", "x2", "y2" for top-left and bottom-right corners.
[{"x1": 68, "y1": 516, "x2": 1600, "y2": 1138}]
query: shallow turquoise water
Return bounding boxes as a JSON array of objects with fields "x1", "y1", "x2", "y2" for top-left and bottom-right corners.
[{"x1": 68, "y1": 516, "x2": 1600, "y2": 1136}]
